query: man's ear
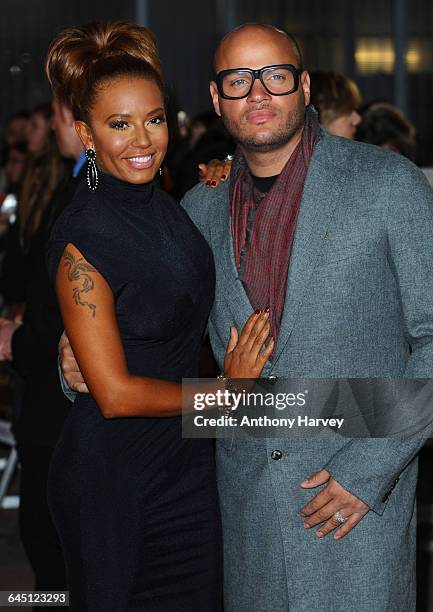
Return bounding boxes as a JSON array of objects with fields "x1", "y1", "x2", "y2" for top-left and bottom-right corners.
[
  {"x1": 301, "y1": 71, "x2": 311, "y2": 107},
  {"x1": 210, "y1": 81, "x2": 221, "y2": 117},
  {"x1": 74, "y1": 121, "x2": 93, "y2": 150}
]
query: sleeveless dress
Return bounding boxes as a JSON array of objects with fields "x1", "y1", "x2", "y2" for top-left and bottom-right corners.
[{"x1": 46, "y1": 171, "x2": 222, "y2": 611}]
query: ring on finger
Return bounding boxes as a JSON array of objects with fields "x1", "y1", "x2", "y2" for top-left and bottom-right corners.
[
  {"x1": 333, "y1": 510, "x2": 347, "y2": 524},
  {"x1": 225, "y1": 154, "x2": 234, "y2": 161}
]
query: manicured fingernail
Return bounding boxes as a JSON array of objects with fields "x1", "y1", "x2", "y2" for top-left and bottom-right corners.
[
  {"x1": 221, "y1": 174, "x2": 227, "y2": 180},
  {"x1": 206, "y1": 180, "x2": 211, "y2": 185},
  {"x1": 317, "y1": 531, "x2": 323, "y2": 537},
  {"x1": 211, "y1": 180, "x2": 217, "y2": 186},
  {"x1": 334, "y1": 534, "x2": 341, "y2": 540},
  {"x1": 303, "y1": 523, "x2": 310, "y2": 529}
]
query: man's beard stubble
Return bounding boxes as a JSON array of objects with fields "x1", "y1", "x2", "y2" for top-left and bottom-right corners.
[{"x1": 221, "y1": 95, "x2": 306, "y2": 153}]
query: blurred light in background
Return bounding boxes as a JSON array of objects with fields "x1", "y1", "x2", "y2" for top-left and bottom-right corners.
[
  {"x1": 355, "y1": 38, "x2": 394, "y2": 74},
  {"x1": 355, "y1": 37, "x2": 432, "y2": 74}
]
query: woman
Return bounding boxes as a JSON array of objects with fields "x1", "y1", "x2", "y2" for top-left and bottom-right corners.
[
  {"x1": 45, "y1": 21, "x2": 273, "y2": 611},
  {"x1": 20, "y1": 104, "x2": 65, "y2": 253},
  {"x1": 26, "y1": 104, "x2": 52, "y2": 155},
  {"x1": 309, "y1": 70, "x2": 362, "y2": 139},
  {"x1": 1, "y1": 103, "x2": 65, "y2": 314}
]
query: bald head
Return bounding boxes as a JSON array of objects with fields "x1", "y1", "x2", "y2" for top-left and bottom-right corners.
[
  {"x1": 213, "y1": 23, "x2": 303, "y2": 74},
  {"x1": 209, "y1": 22, "x2": 310, "y2": 168}
]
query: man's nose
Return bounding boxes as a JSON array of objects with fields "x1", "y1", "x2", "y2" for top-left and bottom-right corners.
[{"x1": 247, "y1": 78, "x2": 272, "y2": 103}]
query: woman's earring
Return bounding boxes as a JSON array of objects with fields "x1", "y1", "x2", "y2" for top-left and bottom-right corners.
[
  {"x1": 86, "y1": 148, "x2": 98, "y2": 191},
  {"x1": 159, "y1": 167, "x2": 163, "y2": 176}
]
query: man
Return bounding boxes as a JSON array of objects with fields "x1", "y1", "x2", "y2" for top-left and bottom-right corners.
[
  {"x1": 61, "y1": 24, "x2": 433, "y2": 611},
  {"x1": 0, "y1": 98, "x2": 84, "y2": 595}
]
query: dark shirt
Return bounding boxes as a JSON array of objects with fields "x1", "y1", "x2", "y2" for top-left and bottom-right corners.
[{"x1": 251, "y1": 174, "x2": 278, "y2": 194}]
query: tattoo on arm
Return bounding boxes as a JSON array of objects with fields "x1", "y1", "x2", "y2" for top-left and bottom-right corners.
[{"x1": 63, "y1": 250, "x2": 97, "y2": 317}]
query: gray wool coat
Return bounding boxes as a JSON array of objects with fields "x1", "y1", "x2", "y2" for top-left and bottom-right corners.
[{"x1": 181, "y1": 131, "x2": 433, "y2": 612}]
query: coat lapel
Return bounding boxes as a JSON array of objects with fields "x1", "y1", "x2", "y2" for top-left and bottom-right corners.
[
  {"x1": 209, "y1": 186, "x2": 254, "y2": 330},
  {"x1": 272, "y1": 134, "x2": 350, "y2": 369}
]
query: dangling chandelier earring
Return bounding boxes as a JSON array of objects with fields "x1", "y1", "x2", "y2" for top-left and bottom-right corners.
[{"x1": 86, "y1": 148, "x2": 98, "y2": 191}]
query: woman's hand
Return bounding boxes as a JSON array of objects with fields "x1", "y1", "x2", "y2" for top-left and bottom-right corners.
[
  {"x1": 198, "y1": 157, "x2": 233, "y2": 188},
  {"x1": 224, "y1": 311, "x2": 274, "y2": 379}
]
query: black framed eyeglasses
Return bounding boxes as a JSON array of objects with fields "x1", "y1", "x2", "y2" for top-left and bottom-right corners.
[{"x1": 216, "y1": 64, "x2": 301, "y2": 100}]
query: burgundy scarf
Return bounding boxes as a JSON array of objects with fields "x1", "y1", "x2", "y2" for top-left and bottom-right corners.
[{"x1": 230, "y1": 106, "x2": 320, "y2": 342}]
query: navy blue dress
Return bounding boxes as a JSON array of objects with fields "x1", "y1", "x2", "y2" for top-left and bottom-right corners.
[{"x1": 46, "y1": 172, "x2": 222, "y2": 611}]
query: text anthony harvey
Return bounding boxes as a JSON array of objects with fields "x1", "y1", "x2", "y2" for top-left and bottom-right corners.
[{"x1": 194, "y1": 415, "x2": 345, "y2": 428}]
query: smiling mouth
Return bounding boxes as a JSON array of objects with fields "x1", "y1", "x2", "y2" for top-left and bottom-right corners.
[{"x1": 124, "y1": 154, "x2": 155, "y2": 169}]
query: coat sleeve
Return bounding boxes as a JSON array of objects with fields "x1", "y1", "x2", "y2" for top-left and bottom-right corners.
[
  {"x1": 323, "y1": 158, "x2": 433, "y2": 515},
  {"x1": 180, "y1": 182, "x2": 212, "y2": 244}
]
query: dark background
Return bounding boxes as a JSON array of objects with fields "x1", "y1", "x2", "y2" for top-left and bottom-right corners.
[{"x1": 1, "y1": 0, "x2": 433, "y2": 162}]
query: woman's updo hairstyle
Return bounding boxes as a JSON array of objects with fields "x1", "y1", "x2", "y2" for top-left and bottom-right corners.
[{"x1": 45, "y1": 21, "x2": 164, "y2": 122}]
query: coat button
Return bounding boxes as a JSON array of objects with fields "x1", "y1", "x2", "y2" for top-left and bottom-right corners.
[{"x1": 271, "y1": 450, "x2": 283, "y2": 460}]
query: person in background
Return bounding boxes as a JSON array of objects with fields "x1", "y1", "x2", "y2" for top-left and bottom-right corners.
[
  {"x1": 20, "y1": 104, "x2": 65, "y2": 253},
  {"x1": 25, "y1": 104, "x2": 52, "y2": 155},
  {"x1": 309, "y1": 69, "x2": 362, "y2": 138},
  {"x1": 4, "y1": 111, "x2": 29, "y2": 149},
  {"x1": 0, "y1": 98, "x2": 84, "y2": 599},
  {"x1": 356, "y1": 101, "x2": 416, "y2": 161},
  {"x1": 0, "y1": 144, "x2": 28, "y2": 253},
  {"x1": 0, "y1": 103, "x2": 65, "y2": 318},
  {"x1": 0, "y1": 111, "x2": 29, "y2": 193},
  {"x1": 0, "y1": 103, "x2": 67, "y2": 602},
  {"x1": 171, "y1": 111, "x2": 234, "y2": 199},
  {"x1": 1, "y1": 144, "x2": 28, "y2": 196}
]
